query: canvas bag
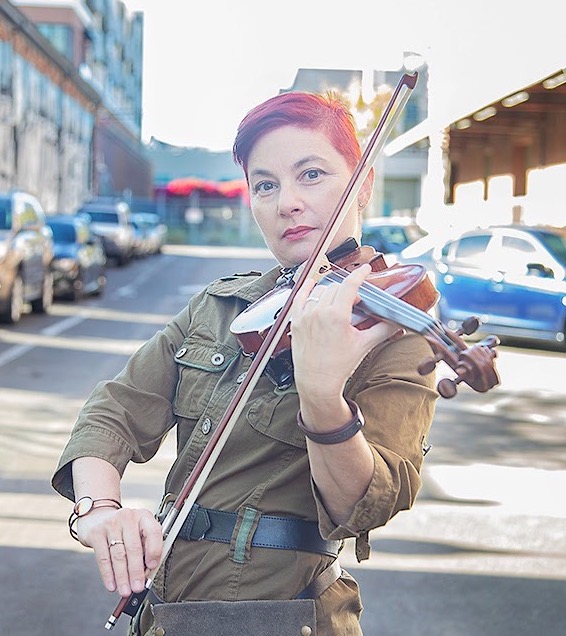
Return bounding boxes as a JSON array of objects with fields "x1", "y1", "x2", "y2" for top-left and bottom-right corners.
[{"x1": 151, "y1": 598, "x2": 316, "y2": 635}]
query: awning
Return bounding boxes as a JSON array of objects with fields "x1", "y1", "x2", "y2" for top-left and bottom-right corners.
[
  {"x1": 166, "y1": 177, "x2": 249, "y2": 203},
  {"x1": 385, "y1": 66, "x2": 566, "y2": 157}
]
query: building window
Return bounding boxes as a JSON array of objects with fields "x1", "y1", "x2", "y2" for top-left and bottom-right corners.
[
  {"x1": 0, "y1": 41, "x2": 13, "y2": 94},
  {"x1": 38, "y1": 23, "x2": 74, "y2": 61}
]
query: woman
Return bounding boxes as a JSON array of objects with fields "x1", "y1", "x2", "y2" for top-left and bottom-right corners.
[{"x1": 52, "y1": 91, "x2": 438, "y2": 635}]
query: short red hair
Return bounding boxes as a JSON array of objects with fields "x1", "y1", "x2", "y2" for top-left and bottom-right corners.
[{"x1": 232, "y1": 92, "x2": 362, "y2": 178}]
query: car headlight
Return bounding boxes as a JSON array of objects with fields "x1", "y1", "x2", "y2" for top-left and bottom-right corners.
[{"x1": 114, "y1": 228, "x2": 128, "y2": 245}]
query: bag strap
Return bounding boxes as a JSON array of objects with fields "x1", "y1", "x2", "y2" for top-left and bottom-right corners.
[{"x1": 295, "y1": 559, "x2": 342, "y2": 599}]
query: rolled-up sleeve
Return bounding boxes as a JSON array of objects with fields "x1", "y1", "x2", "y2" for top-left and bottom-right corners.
[
  {"x1": 51, "y1": 302, "x2": 195, "y2": 501},
  {"x1": 313, "y1": 332, "x2": 438, "y2": 560}
]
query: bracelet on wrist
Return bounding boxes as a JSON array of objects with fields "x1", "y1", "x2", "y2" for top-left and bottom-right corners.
[
  {"x1": 297, "y1": 398, "x2": 365, "y2": 445},
  {"x1": 68, "y1": 496, "x2": 122, "y2": 541}
]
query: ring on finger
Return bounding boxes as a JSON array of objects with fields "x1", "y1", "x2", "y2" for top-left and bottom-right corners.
[
  {"x1": 305, "y1": 297, "x2": 320, "y2": 303},
  {"x1": 108, "y1": 539, "x2": 125, "y2": 547}
]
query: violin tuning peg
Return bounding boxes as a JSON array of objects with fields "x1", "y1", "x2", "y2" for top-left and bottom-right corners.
[
  {"x1": 417, "y1": 357, "x2": 437, "y2": 376},
  {"x1": 456, "y1": 316, "x2": 481, "y2": 336},
  {"x1": 417, "y1": 352, "x2": 444, "y2": 376},
  {"x1": 479, "y1": 335, "x2": 500, "y2": 350},
  {"x1": 437, "y1": 377, "x2": 458, "y2": 399}
]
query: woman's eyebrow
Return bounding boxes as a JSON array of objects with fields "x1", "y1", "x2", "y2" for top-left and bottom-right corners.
[
  {"x1": 248, "y1": 168, "x2": 274, "y2": 180},
  {"x1": 249, "y1": 155, "x2": 329, "y2": 180},
  {"x1": 293, "y1": 155, "x2": 326, "y2": 170}
]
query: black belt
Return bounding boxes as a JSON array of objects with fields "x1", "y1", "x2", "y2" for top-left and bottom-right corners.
[{"x1": 178, "y1": 503, "x2": 341, "y2": 558}]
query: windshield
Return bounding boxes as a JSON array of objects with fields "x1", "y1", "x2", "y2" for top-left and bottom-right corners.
[
  {"x1": 532, "y1": 230, "x2": 566, "y2": 266},
  {"x1": 82, "y1": 211, "x2": 119, "y2": 224},
  {"x1": 49, "y1": 223, "x2": 77, "y2": 243},
  {"x1": 0, "y1": 199, "x2": 11, "y2": 230}
]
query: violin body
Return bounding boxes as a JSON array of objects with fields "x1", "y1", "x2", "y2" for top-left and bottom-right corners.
[{"x1": 230, "y1": 244, "x2": 500, "y2": 399}]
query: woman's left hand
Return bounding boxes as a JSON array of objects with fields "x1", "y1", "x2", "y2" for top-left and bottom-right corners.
[{"x1": 290, "y1": 263, "x2": 402, "y2": 400}]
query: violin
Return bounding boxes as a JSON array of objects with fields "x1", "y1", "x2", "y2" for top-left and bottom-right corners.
[{"x1": 230, "y1": 242, "x2": 500, "y2": 399}]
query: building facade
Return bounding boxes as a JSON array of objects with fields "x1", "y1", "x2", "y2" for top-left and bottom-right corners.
[{"x1": 0, "y1": 0, "x2": 151, "y2": 213}]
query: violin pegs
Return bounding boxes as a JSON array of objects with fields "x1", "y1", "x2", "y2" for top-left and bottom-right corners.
[
  {"x1": 478, "y1": 335, "x2": 500, "y2": 351},
  {"x1": 456, "y1": 316, "x2": 481, "y2": 337},
  {"x1": 417, "y1": 353, "x2": 443, "y2": 376},
  {"x1": 437, "y1": 377, "x2": 459, "y2": 399}
]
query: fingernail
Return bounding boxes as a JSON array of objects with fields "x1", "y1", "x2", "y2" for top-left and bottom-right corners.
[{"x1": 119, "y1": 584, "x2": 130, "y2": 597}]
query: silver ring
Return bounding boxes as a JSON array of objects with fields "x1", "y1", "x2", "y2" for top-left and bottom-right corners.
[
  {"x1": 305, "y1": 297, "x2": 320, "y2": 303},
  {"x1": 108, "y1": 539, "x2": 125, "y2": 547}
]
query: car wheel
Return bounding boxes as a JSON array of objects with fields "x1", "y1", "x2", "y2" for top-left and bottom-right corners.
[
  {"x1": 31, "y1": 272, "x2": 54, "y2": 314},
  {"x1": 0, "y1": 274, "x2": 24, "y2": 324},
  {"x1": 116, "y1": 252, "x2": 130, "y2": 267},
  {"x1": 70, "y1": 274, "x2": 85, "y2": 302},
  {"x1": 92, "y1": 275, "x2": 106, "y2": 297}
]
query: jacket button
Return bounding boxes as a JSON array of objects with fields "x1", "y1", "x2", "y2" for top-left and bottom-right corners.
[
  {"x1": 201, "y1": 418, "x2": 212, "y2": 435},
  {"x1": 175, "y1": 347, "x2": 187, "y2": 358},
  {"x1": 211, "y1": 353, "x2": 225, "y2": 366},
  {"x1": 155, "y1": 628, "x2": 165, "y2": 636},
  {"x1": 301, "y1": 627, "x2": 312, "y2": 636}
]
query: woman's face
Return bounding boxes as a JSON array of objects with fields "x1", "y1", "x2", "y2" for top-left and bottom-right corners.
[{"x1": 246, "y1": 126, "x2": 365, "y2": 267}]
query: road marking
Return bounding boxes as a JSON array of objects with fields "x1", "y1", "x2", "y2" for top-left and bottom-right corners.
[{"x1": 0, "y1": 329, "x2": 145, "y2": 356}]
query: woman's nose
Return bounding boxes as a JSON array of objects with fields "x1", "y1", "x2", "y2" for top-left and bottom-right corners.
[{"x1": 277, "y1": 183, "x2": 305, "y2": 217}]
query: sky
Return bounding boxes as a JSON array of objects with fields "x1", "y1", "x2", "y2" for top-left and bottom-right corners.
[{"x1": 123, "y1": 0, "x2": 566, "y2": 152}]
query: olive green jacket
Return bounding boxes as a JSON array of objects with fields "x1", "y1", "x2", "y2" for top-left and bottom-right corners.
[{"x1": 52, "y1": 266, "x2": 438, "y2": 635}]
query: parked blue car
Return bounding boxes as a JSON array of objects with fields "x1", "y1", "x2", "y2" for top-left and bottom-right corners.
[
  {"x1": 361, "y1": 217, "x2": 426, "y2": 255},
  {"x1": 430, "y1": 225, "x2": 566, "y2": 347}
]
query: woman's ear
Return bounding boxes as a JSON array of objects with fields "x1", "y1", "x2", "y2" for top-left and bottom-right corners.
[{"x1": 357, "y1": 171, "x2": 374, "y2": 211}]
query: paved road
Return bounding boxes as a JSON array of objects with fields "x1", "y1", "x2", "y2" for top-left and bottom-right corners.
[{"x1": 0, "y1": 246, "x2": 565, "y2": 635}]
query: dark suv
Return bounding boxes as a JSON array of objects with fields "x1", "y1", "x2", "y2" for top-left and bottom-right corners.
[{"x1": 0, "y1": 191, "x2": 54, "y2": 323}]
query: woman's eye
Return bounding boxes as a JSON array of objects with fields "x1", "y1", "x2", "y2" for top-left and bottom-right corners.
[
  {"x1": 254, "y1": 181, "x2": 276, "y2": 195},
  {"x1": 303, "y1": 169, "x2": 323, "y2": 182}
]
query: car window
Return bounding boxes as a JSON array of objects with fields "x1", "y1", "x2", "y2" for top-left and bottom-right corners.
[
  {"x1": 534, "y1": 232, "x2": 566, "y2": 266},
  {"x1": 490, "y1": 236, "x2": 539, "y2": 274},
  {"x1": 84, "y1": 211, "x2": 120, "y2": 224},
  {"x1": 380, "y1": 228, "x2": 410, "y2": 247},
  {"x1": 362, "y1": 223, "x2": 426, "y2": 252},
  {"x1": 449, "y1": 235, "x2": 491, "y2": 267},
  {"x1": 49, "y1": 223, "x2": 77, "y2": 243},
  {"x1": 0, "y1": 199, "x2": 10, "y2": 229},
  {"x1": 501, "y1": 236, "x2": 536, "y2": 254}
]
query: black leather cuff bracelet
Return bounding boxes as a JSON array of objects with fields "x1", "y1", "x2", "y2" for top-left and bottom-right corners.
[{"x1": 297, "y1": 398, "x2": 365, "y2": 444}]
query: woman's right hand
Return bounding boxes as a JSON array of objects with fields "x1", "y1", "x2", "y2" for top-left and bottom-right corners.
[{"x1": 76, "y1": 505, "x2": 163, "y2": 597}]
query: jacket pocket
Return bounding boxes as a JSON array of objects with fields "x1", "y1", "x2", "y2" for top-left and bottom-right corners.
[
  {"x1": 173, "y1": 334, "x2": 238, "y2": 420},
  {"x1": 246, "y1": 384, "x2": 306, "y2": 449}
]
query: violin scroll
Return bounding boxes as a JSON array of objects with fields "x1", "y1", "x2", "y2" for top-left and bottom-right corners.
[{"x1": 419, "y1": 316, "x2": 500, "y2": 399}]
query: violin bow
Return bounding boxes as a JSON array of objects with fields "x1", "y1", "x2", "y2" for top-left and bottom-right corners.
[{"x1": 104, "y1": 71, "x2": 418, "y2": 630}]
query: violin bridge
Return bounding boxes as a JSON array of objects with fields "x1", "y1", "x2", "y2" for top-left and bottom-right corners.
[{"x1": 292, "y1": 255, "x2": 332, "y2": 284}]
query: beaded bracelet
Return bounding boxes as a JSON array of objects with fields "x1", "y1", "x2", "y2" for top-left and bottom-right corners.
[
  {"x1": 68, "y1": 496, "x2": 122, "y2": 541},
  {"x1": 297, "y1": 398, "x2": 365, "y2": 445}
]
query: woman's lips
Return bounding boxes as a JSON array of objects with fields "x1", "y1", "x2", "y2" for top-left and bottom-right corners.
[{"x1": 283, "y1": 226, "x2": 314, "y2": 241}]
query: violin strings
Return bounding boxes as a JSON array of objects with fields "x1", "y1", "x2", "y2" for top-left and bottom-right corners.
[{"x1": 322, "y1": 269, "x2": 458, "y2": 354}]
